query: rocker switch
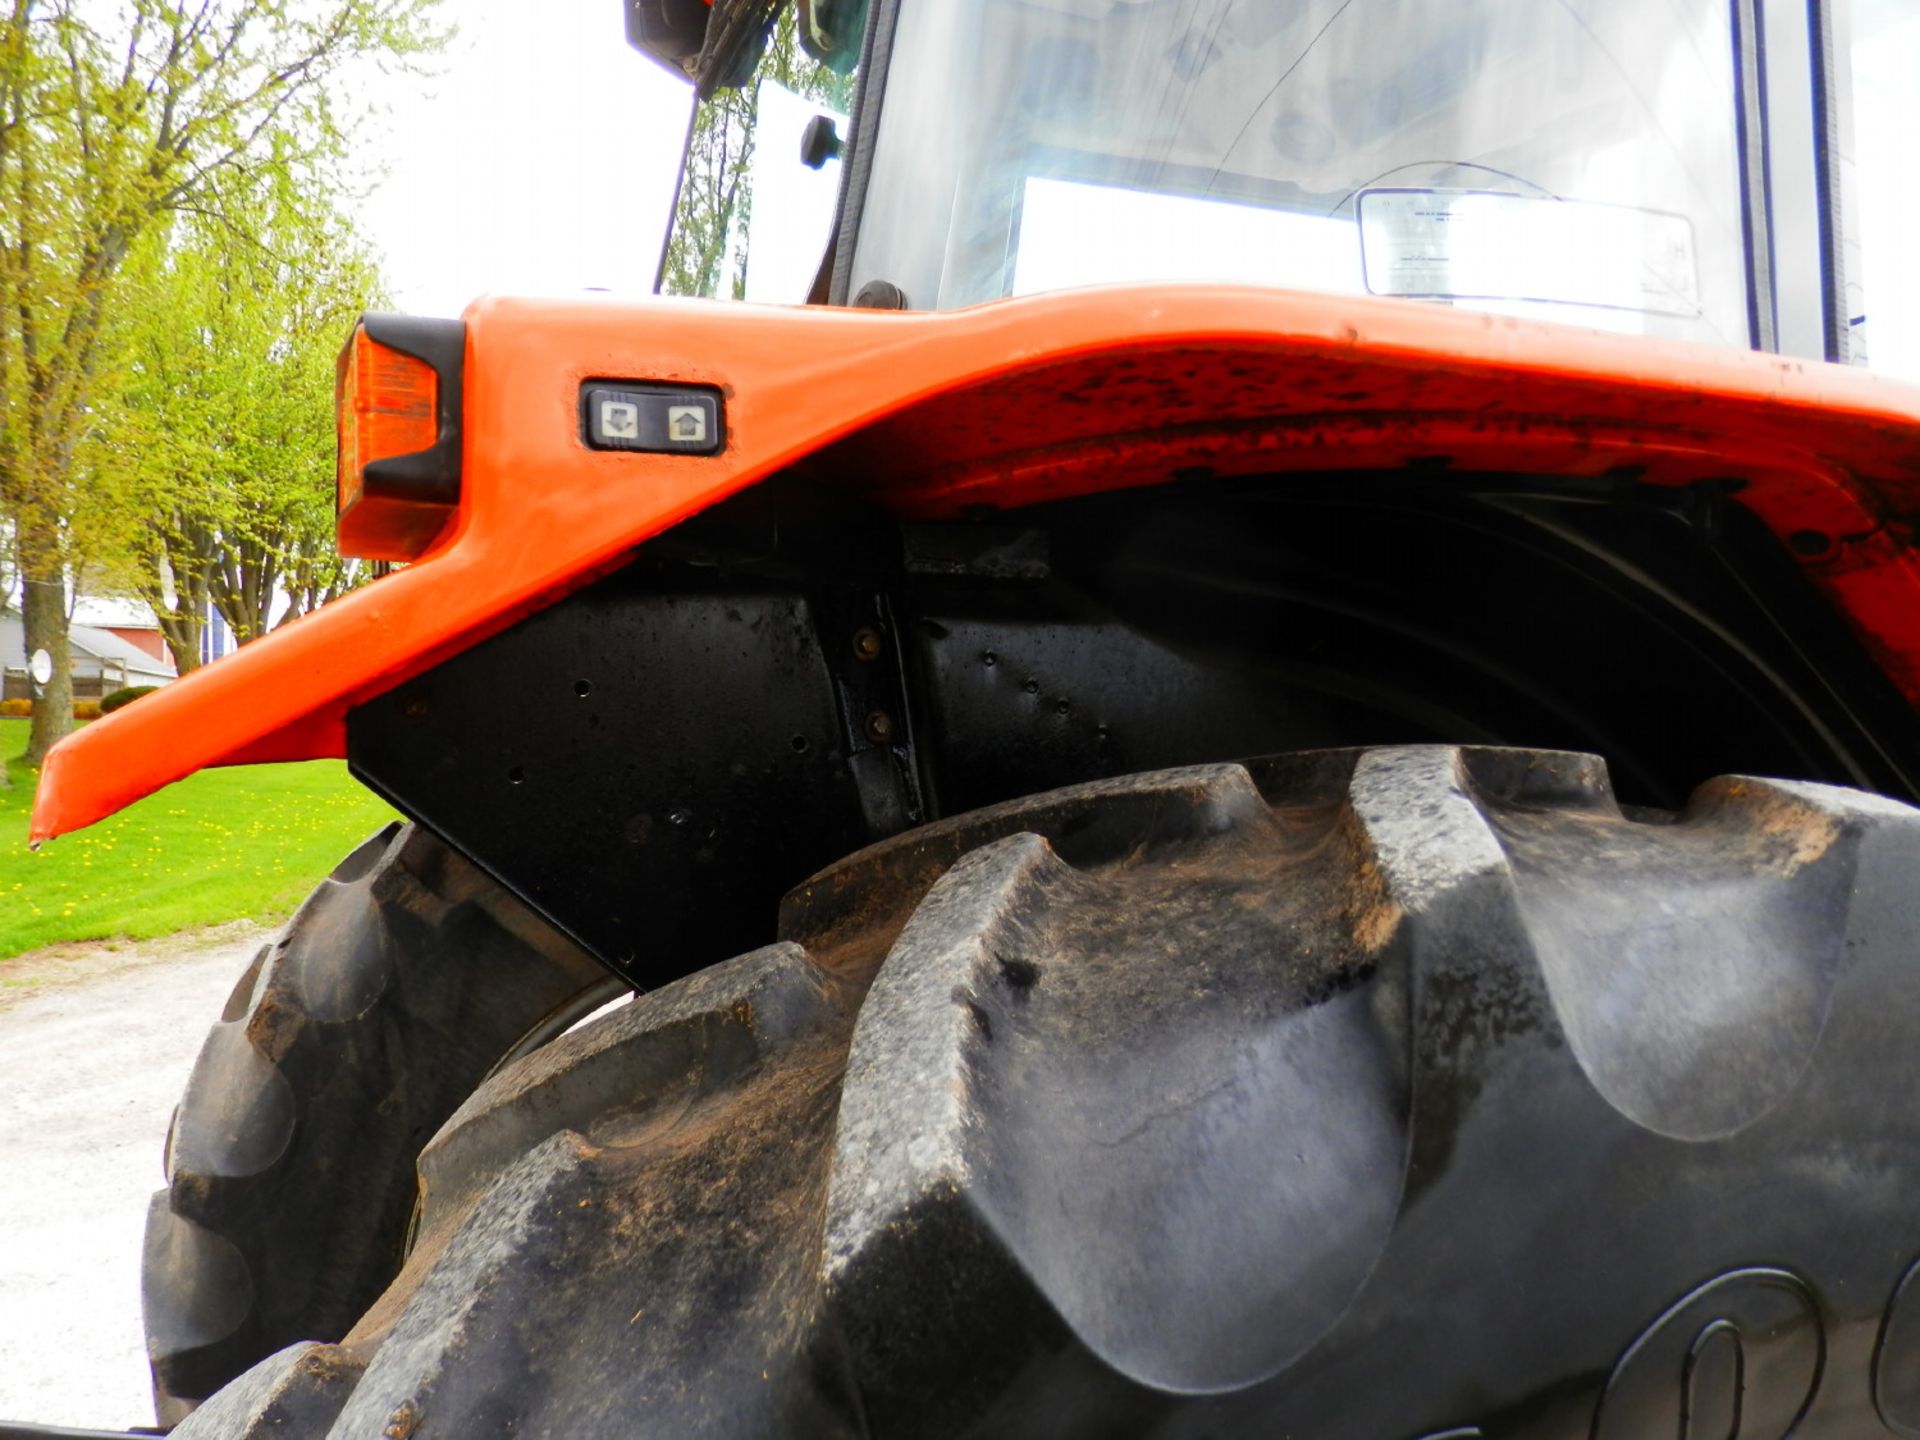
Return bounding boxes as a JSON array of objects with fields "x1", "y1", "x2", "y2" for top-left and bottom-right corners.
[{"x1": 583, "y1": 385, "x2": 724, "y2": 455}]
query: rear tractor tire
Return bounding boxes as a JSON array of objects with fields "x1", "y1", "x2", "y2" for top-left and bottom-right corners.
[
  {"x1": 142, "y1": 822, "x2": 612, "y2": 1426},
  {"x1": 168, "y1": 747, "x2": 1920, "y2": 1438}
]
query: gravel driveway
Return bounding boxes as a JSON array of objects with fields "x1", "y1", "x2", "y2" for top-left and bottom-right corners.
[{"x1": 0, "y1": 926, "x2": 268, "y2": 1433}]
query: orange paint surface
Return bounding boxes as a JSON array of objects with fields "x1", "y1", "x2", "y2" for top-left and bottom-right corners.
[{"x1": 32, "y1": 284, "x2": 1920, "y2": 842}]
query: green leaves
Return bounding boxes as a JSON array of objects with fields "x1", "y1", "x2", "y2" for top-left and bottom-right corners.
[
  {"x1": 99, "y1": 190, "x2": 385, "y2": 656},
  {"x1": 0, "y1": 0, "x2": 444, "y2": 748}
]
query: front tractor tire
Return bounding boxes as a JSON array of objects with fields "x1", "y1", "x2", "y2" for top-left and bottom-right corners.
[
  {"x1": 142, "y1": 823, "x2": 611, "y2": 1425},
  {"x1": 167, "y1": 747, "x2": 1920, "y2": 1438}
]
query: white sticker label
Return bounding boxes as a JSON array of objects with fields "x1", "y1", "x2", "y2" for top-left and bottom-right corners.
[
  {"x1": 599, "y1": 400, "x2": 640, "y2": 440},
  {"x1": 666, "y1": 405, "x2": 709, "y2": 445},
  {"x1": 1358, "y1": 189, "x2": 1700, "y2": 317}
]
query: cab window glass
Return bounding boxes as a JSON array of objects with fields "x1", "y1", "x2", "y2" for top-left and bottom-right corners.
[
  {"x1": 660, "y1": 13, "x2": 853, "y2": 302},
  {"x1": 1846, "y1": 0, "x2": 1920, "y2": 382}
]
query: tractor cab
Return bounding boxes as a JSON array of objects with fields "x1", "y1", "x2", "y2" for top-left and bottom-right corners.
[{"x1": 637, "y1": 0, "x2": 1918, "y2": 379}]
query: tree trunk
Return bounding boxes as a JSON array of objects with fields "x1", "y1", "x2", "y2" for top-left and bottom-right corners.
[
  {"x1": 210, "y1": 529, "x2": 279, "y2": 644},
  {"x1": 158, "y1": 613, "x2": 203, "y2": 675},
  {"x1": 139, "y1": 515, "x2": 216, "y2": 677},
  {"x1": 21, "y1": 569, "x2": 72, "y2": 766}
]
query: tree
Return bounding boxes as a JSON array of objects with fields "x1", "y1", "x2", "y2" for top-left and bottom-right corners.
[
  {"x1": 204, "y1": 222, "x2": 378, "y2": 645},
  {"x1": 0, "y1": 0, "x2": 442, "y2": 766},
  {"x1": 661, "y1": 10, "x2": 853, "y2": 301},
  {"x1": 93, "y1": 197, "x2": 381, "y2": 672}
]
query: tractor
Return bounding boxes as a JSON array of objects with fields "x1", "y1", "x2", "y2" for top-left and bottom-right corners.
[{"x1": 20, "y1": 0, "x2": 1920, "y2": 1434}]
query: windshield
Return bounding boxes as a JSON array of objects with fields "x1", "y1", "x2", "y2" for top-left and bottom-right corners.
[{"x1": 847, "y1": 0, "x2": 1753, "y2": 346}]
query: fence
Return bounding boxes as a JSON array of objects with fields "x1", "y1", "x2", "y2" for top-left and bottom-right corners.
[{"x1": 3, "y1": 669, "x2": 126, "y2": 702}]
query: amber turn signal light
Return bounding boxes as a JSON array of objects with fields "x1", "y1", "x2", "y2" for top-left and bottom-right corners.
[{"x1": 335, "y1": 315, "x2": 464, "y2": 562}]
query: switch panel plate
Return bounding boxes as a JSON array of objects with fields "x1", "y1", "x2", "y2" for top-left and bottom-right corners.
[{"x1": 582, "y1": 384, "x2": 725, "y2": 455}]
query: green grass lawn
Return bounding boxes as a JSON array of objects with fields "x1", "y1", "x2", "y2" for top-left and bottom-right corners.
[{"x1": 0, "y1": 716, "x2": 399, "y2": 961}]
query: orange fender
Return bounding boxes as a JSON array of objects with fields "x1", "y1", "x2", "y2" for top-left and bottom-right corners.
[{"x1": 32, "y1": 285, "x2": 1920, "y2": 842}]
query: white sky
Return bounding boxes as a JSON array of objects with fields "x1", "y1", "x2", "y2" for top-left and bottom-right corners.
[{"x1": 355, "y1": 0, "x2": 696, "y2": 319}]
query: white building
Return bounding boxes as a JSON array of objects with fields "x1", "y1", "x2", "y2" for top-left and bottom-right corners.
[{"x1": 3, "y1": 597, "x2": 187, "y2": 702}]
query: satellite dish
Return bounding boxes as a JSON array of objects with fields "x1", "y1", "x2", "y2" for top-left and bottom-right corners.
[{"x1": 28, "y1": 649, "x2": 53, "y2": 687}]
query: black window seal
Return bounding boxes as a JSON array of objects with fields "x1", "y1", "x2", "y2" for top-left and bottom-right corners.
[
  {"x1": 827, "y1": 0, "x2": 903, "y2": 306},
  {"x1": 1807, "y1": 0, "x2": 1853, "y2": 364},
  {"x1": 1732, "y1": 0, "x2": 1779, "y2": 351}
]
